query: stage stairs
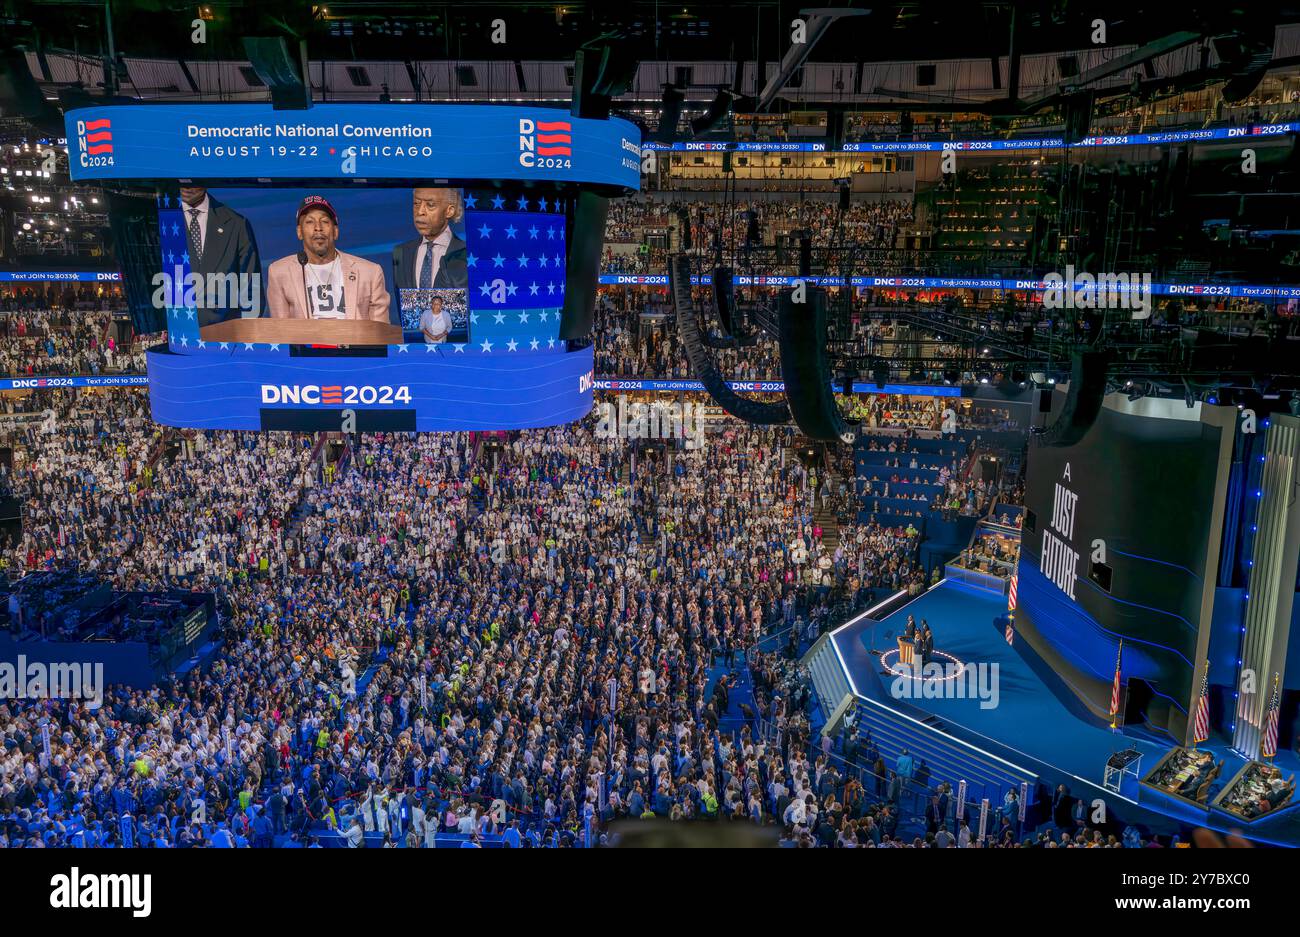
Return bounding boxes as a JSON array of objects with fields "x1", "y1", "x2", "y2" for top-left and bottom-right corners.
[
  {"x1": 804, "y1": 634, "x2": 1039, "y2": 812},
  {"x1": 848, "y1": 694, "x2": 1040, "y2": 812}
]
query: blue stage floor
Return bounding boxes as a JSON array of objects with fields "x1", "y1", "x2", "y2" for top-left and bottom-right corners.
[{"x1": 829, "y1": 580, "x2": 1300, "y2": 845}]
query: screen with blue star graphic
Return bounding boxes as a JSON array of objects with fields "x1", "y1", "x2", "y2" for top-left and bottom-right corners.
[
  {"x1": 157, "y1": 185, "x2": 570, "y2": 356},
  {"x1": 145, "y1": 184, "x2": 593, "y2": 432},
  {"x1": 461, "y1": 189, "x2": 568, "y2": 355}
]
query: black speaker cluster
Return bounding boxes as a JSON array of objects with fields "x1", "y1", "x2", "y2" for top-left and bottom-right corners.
[
  {"x1": 1034, "y1": 351, "x2": 1109, "y2": 448},
  {"x1": 777, "y1": 284, "x2": 858, "y2": 443},
  {"x1": 668, "y1": 253, "x2": 790, "y2": 425}
]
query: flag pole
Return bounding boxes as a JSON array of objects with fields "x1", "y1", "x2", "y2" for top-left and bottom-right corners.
[
  {"x1": 1192, "y1": 658, "x2": 1211, "y2": 751},
  {"x1": 1262, "y1": 672, "x2": 1282, "y2": 764},
  {"x1": 1005, "y1": 575, "x2": 1017, "y2": 645},
  {"x1": 1109, "y1": 639, "x2": 1124, "y2": 731}
]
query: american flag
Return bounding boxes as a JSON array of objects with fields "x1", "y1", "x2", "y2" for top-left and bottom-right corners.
[
  {"x1": 1262, "y1": 673, "x2": 1281, "y2": 759},
  {"x1": 1004, "y1": 616, "x2": 1014, "y2": 645},
  {"x1": 1007, "y1": 575, "x2": 1018, "y2": 611},
  {"x1": 1108, "y1": 640, "x2": 1123, "y2": 727},
  {"x1": 1193, "y1": 659, "x2": 1211, "y2": 744}
]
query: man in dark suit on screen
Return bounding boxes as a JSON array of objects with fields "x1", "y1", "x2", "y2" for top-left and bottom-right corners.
[
  {"x1": 392, "y1": 187, "x2": 468, "y2": 290},
  {"x1": 178, "y1": 186, "x2": 262, "y2": 325}
]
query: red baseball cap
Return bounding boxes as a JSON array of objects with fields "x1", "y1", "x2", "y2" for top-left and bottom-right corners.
[{"x1": 297, "y1": 195, "x2": 338, "y2": 223}]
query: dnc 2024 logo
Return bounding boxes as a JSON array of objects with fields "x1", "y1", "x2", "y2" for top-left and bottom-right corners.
[
  {"x1": 261, "y1": 384, "x2": 413, "y2": 405},
  {"x1": 519, "y1": 118, "x2": 572, "y2": 170},
  {"x1": 76, "y1": 118, "x2": 114, "y2": 168}
]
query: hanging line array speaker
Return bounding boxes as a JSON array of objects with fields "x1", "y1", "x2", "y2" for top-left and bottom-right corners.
[
  {"x1": 777, "y1": 284, "x2": 857, "y2": 443},
  {"x1": 1035, "y1": 350, "x2": 1109, "y2": 447},
  {"x1": 668, "y1": 253, "x2": 790, "y2": 425}
]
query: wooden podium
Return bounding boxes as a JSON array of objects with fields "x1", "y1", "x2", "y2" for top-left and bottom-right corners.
[
  {"x1": 898, "y1": 637, "x2": 916, "y2": 667},
  {"x1": 199, "y1": 318, "x2": 403, "y2": 346}
]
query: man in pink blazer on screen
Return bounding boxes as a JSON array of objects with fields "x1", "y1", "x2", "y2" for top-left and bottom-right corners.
[{"x1": 265, "y1": 195, "x2": 391, "y2": 323}]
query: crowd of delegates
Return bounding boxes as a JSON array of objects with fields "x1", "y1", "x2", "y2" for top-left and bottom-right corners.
[
  {"x1": 591, "y1": 293, "x2": 784, "y2": 381},
  {"x1": 0, "y1": 389, "x2": 942, "y2": 847},
  {"x1": 850, "y1": 429, "x2": 1010, "y2": 530},
  {"x1": 931, "y1": 475, "x2": 1002, "y2": 520},
  {"x1": 1217, "y1": 762, "x2": 1295, "y2": 820},
  {"x1": 591, "y1": 289, "x2": 1053, "y2": 393},
  {"x1": 601, "y1": 196, "x2": 913, "y2": 275},
  {"x1": 0, "y1": 285, "x2": 121, "y2": 313},
  {"x1": 840, "y1": 394, "x2": 944, "y2": 431},
  {"x1": 1148, "y1": 749, "x2": 1223, "y2": 804},
  {"x1": 0, "y1": 392, "x2": 163, "y2": 581},
  {"x1": 951, "y1": 533, "x2": 1020, "y2": 580},
  {"x1": 0, "y1": 310, "x2": 147, "y2": 378},
  {"x1": 590, "y1": 290, "x2": 910, "y2": 384}
]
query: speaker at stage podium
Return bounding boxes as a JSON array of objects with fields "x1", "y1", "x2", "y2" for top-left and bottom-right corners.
[{"x1": 898, "y1": 635, "x2": 916, "y2": 668}]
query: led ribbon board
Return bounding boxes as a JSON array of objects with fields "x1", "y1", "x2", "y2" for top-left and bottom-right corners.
[
  {"x1": 0, "y1": 272, "x2": 121, "y2": 282},
  {"x1": 597, "y1": 274, "x2": 1300, "y2": 299},
  {"x1": 641, "y1": 123, "x2": 1300, "y2": 152},
  {"x1": 594, "y1": 379, "x2": 960, "y2": 396},
  {"x1": 64, "y1": 103, "x2": 642, "y2": 189}
]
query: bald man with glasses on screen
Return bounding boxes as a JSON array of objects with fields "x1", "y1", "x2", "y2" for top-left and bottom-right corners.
[{"x1": 392, "y1": 188, "x2": 469, "y2": 290}]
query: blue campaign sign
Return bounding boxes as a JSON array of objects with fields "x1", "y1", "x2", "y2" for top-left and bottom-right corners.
[
  {"x1": 145, "y1": 344, "x2": 594, "y2": 432},
  {"x1": 65, "y1": 103, "x2": 641, "y2": 190}
]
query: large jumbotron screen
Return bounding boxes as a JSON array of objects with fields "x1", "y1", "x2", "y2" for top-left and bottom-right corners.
[
  {"x1": 65, "y1": 101, "x2": 639, "y2": 432},
  {"x1": 1016, "y1": 400, "x2": 1232, "y2": 744}
]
